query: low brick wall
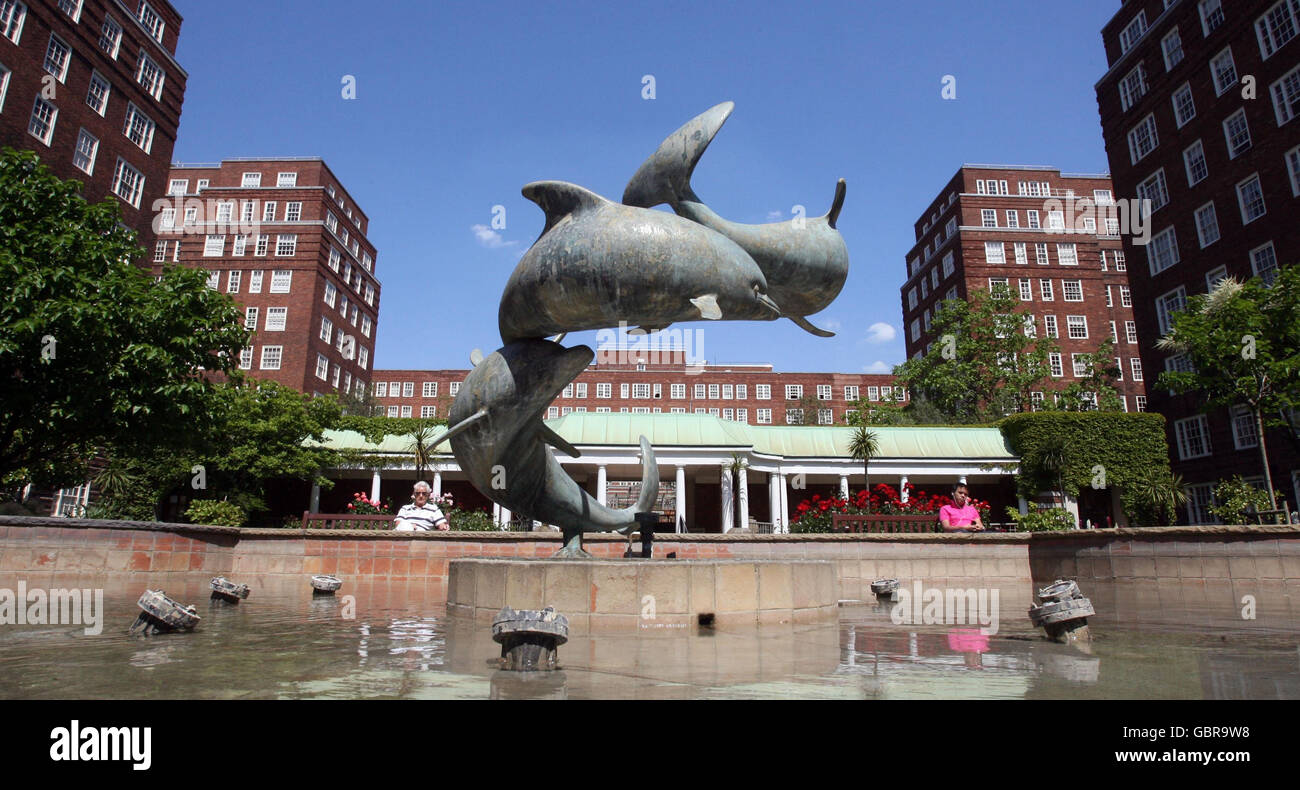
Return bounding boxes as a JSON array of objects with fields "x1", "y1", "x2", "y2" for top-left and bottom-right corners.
[{"x1": 2, "y1": 518, "x2": 1296, "y2": 614}]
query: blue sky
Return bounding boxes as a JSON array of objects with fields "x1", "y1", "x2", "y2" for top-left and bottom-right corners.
[{"x1": 170, "y1": 0, "x2": 1120, "y2": 374}]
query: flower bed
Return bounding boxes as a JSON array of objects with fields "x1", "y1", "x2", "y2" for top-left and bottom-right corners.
[{"x1": 791, "y1": 483, "x2": 991, "y2": 533}]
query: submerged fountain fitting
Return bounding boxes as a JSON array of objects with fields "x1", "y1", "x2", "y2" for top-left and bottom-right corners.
[
  {"x1": 210, "y1": 577, "x2": 250, "y2": 604},
  {"x1": 310, "y1": 574, "x2": 343, "y2": 595},
  {"x1": 129, "y1": 589, "x2": 200, "y2": 635},
  {"x1": 871, "y1": 578, "x2": 901, "y2": 602},
  {"x1": 492, "y1": 606, "x2": 569, "y2": 671},
  {"x1": 1028, "y1": 579, "x2": 1095, "y2": 643}
]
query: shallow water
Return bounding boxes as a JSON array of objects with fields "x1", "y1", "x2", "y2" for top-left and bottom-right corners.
[{"x1": 0, "y1": 577, "x2": 1296, "y2": 699}]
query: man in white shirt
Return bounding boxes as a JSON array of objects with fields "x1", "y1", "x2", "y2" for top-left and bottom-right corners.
[{"x1": 394, "y1": 481, "x2": 449, "y2": 531}]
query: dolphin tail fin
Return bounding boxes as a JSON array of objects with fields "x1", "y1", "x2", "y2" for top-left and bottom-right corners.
[
  {"x1": 824, "y1": 178, "x2": 847, "y2": 229},
  {"x1": 623, "y1": 101, "x2": 734, "y2": 208},
  {"x1": 615, "y1": 436, "x2": 660, "y2": 535},
  {"x1": 429, "y1": 407, "x2": 488, "y2": 449},
  {"x1": 789, "y1": 316, "x2": 836, "y2": 337}
]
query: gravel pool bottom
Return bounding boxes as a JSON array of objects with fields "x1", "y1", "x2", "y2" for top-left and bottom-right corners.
[{"x1": 0, "y1": 577, "x2": 1297, "y2": 699}]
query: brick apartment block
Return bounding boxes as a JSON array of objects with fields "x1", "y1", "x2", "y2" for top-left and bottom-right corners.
[
  {"x1": 153, "y1": 158, "x2": 381, "y2": 395},
  {"x1": 0, "y1": 0, "x2": 186, "y2": 257},
  {"x1": 901, "y1": 165, "x2": 1149, "y2": 412},
  {"x1": 1096, "y1": 0, "x2": 1300, "y2": 520},
  {"x1": 374, "y1": 349, "x2": 908, "y2": 427}
]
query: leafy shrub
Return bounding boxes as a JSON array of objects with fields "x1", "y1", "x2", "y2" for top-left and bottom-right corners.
[
  {"x1": 346, "y1": 491, "x2": 392, "y2": 515},
  {"x1": 185, "y1": 499, "x2": 246, "y2": 528},
  {"x1": 444, "y1": 506, "x2": 498, "y2": 532},
  {"x1": 1210, "y1": 476, "x2": 1285, "y2": 524},
  {"x1": 1005, "y1": 506, "x2": 1075, "y2": 532}
]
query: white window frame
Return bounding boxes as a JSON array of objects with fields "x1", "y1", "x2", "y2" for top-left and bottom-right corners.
[
  {"x1": 1067, "y1": 315, "x2": 1088, "y2": 339},
  {"x1": 1223, "y1": 108, "x2": 1252, "y2": 159},
  {"x1": 1273, "y1": 64, "x2": 1300, "y2": 125},
  {"x1": 123, "y1": 103, "x2": 155, "y2": 154},
  {"x1": 984, "y1": 242, "x2": 1005, "y2": 264},
  {"x1": 1236, "y1": 173, "x2": 1266, "y2": 224},
  {"x1": 1127, "y1": 114, "x2": 1159, "y2": 164},
  {"x1": 1171, "y1": 82, "x2": 1196, "y2": 127},
  {"x1": 1231, "y1": 405, "x2": 1260, "y2": 449},
  {"x1": 27, "y1": 96, "x2": 57, "y2": 146},
  {"x1": 1062, "y1": 280, "x2": 1083, "y2": 302},
  {"x1": 260, "y1": 346, "x2": 283, "y2": 371},
  {"x1": 242, "y1": 172, "x2": 262, "y2": 188},
  {"x1": 44, "y1": 33, "x2": 71, "y2": 83},
  {"x1": 1257, "y1": 0, "x2": 1300, "y2": 59},
  {"x1": 111, "y1": 158, "x2": 144, "y2": 208},
  {"x1": 277, "y1": 172, "x2": 298, "y2": 187},
  {"x1": 1183, "y1": 139, "x2": 1208, "y2": 186},
  {"x1": 0, "y1": 2, "x2": 25, "y2": 45},
  {"x1": 269, "y1": 270, "x2": 292, "y2": 294},
  {"x1": 1210, "y1": 47, "x2": 1237, "y2": 96},
  {"x1": 1250, "y1": 241, "x2": 1279, "y2": 285},
  {"x1": 1194, "y1": 201, "x2": 1221, "y2": 247},
  {"x1": 1175, "y1": 415, "x2": 1212, "y2": 460},
  {"x1": 1148, "y1": 226, "x2": 1180, "y2": 275},
  {"x1": 275, "y1": 234, "x2": 298, "y2": 256},
  {"x1": 1162, "y1": 27, "x2": 1184, "y2": 70},
  {"x1": 136, "y1": 52, "x2": 164, "y2": 101},
  {"x1": 72, "y1": 128, "x2": 98, "y2": 176},
  {"x1": 1156, "y1": 286, "x2": 1188, "y2": 335}
]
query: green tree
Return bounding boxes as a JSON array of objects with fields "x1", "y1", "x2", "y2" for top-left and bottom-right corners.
[
  {"x1": 893, "y1": 286, "x2": 1056, "y2": 422},
  {"x1": 847, "y1": 427, "x2": 879, "y2": 510},
  {"x1": 1157, "y1": 270, "x2": 1300, "y2": 513},
  {"x1": 1053, "y1": 338, "x2": 1124, "y2": 412},
  {"x1": 0, "y1": 148, "x2": 247, "y2": 489}
]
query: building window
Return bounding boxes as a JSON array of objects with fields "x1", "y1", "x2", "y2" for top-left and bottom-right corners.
[
  {"x1": 275, "y1": 234, "x2": 297, "y2": 256},
  {"x1": 262, "y1": 202, "x2": 276, "y2": 222},
  {"x1": 242, "y1": 172, "x2": 262, "y2": 188},
  {"x1": 111, "y1": 158, "x2": 144, "y2": 208},
  {"x1": 277, "y1": 172, "x2": 297, "y2": 187},
  {"x1": 1250, "y1": 241, "x2": 1279, "y2": 285},
  {"x1": 1157, "y1": 286, "x2": 1188, "y2": 334},
  {"x1": 1040, "y1": 279, "x2": 1054, "y2": 301},
  {"x1": 270, "y1": 270, "x2": 292, "y2": 293},
  {"x1": 1062, "y1": 280, "x2": 1083, "y2": 302},
  {"x1": 981, "y1": 209, "x2": 997, "y2": 227},
  {"x1": 1120, "y1": 286, "x2": 1132, "y2": 308},
  {"x1": 1206, "y1": 265, "x2": 1229, "y2": 290},
  {"x1": 365, "y1": 284, "x2": 374, "y2": 305},
  {"x1": 1119, "y1": 63, "x2": 1148, "y2": 110},
  {"x1": 72, "y1": 128, "x2": 98, "y2": 175},
  {"x1": 264, "y1": 307, "x2": 286, "y2": 332},
  {"x1": 1056, "y1": 243, "x2": 1078, "y2": 266},
  {"x1": 1194, "y1": 202, "x2": 1221, "y2": 247},
  {"x1": 817, "y1": 408, "x2": 833, "y2": 425},
  {"x1": 83, "y1": 71, "x2": 113, "y2": 116},
  {"x1": 1136, "y1": 169, "x2": 1169, "y2": 212},
  {"x1": 0, "y1": 1, "x2": 24, "y2": 45},
  {"x1": 315, "y1": 354, "x2": 329, "y2": 381},
  {"x1": 756, "y1": 384, "x2": 771, "y2": 400},
  {"x1": 1258, "y1": 0, "x2": 1300, "y2": 59},
  {"x1": 1172, "y1": 83, "x2": 1196, "y2": 127},
  {"x1": 756, "y1": 409, "x2": 772, "y2": 424},
  {"x1": 1175, "y1": 415, "x2": 1212, "y2": 460},
  {"x1": 785, "y1": 385, "x2": 803, "y2": 400},
  {"x1": 226, "y1": 270, "x2": 241, "y2": 293},
  {"x1": 669, "y1": 383, "x2": 685, "y2": 399},
  {"x1": 1223, "y1": 109, "x2": 1252, "y2": 159},
  {"x1": 1025, "y1": 209, "x2": 1039, "y2": 229},
  {"x1": 1274, "y1": 65, "x2": 1300, "y2": 124},
  {"x1": 988, "y1": 277, "x2": 1009, "y2": 296},
  {"x1": 984, "y1": 242, "x2": 1005, "y2": 264},
  {"x1": 1005, "y1": 210, "x2": 1019, "y2": 228},
  {"x1": 260, "y1": 346, "x2": 282, "y2": 370},
  {"x1": 255, "y1": 235, "x2": 269, "y2": 257},
  {"x1": 1044, "y1": 315, "x2": 1058, "y2": 338},
  {"x1": 1130, "y1": 358, "x2": 1144, "y2": 381},
  {"x1": 785, "y1": 409, "x2": 803, "y2": 425},
  {"x1": 1035, "y1": 242, "x2": 1049, "y2": 265},
  {"x1": 319, "y1": 317, "x2": 333, "y2": 344},
  {"x1": 43, "y1": 34, "x2": 70, "y2": 83},
  {"x1": 137, "y1": 1, "x2": 165, "y2": 42},
  {"x1": 1210, "y1": 47, "x2": 1237, "y2": 95},
  {"x1": 28, "y1": 96, "x2": 57, "y2": 146},
  {"x1": 136, "y1": 53, "x2": 164, "y2": 101},
  {"x1": 1067, "y1": 315, "x2": 1088, "y2": 339},
  {"x1": 1231, "y1": 405, "x2": 1259, "y2": 449},
  {"x1": 1119, "y1": 10, "x2": 1147, "y2": 53},
  {"x1": 1183, "y1": 139, "x2": 1208, "y2": 185},
  {"x1": 1186, "y1": 483, "x2": 1217, "y2": 525},
  {"x1": 360, "y1": 315, "x2": 372, "y2": 337},
  {"x1": 844, "y1": 385, "x2": 859, "y2": 401},
  {"x1": 201, "y1": 236, "x2": 223, "y2": 257},
  {"x1": 99, "y1": 14, "x2": 122, "y2": 58},
  {"x1": 1072, "y1": 354, "x2": 1089, "y2": 378},
  {"x1": 941, "y1": 252, "x2": 955, "y2": 279},
  {"x1": 421, "y1": 406, "x2": 436, "y2": 418},
  {"x1": 1236, "y1": 174, "x2": 1267, "y2": 223},
  {"x1": 1127, "y1": 114, "x2": 1158, "y2": 164},
  {"x1": 816, "y1": 384, "x2": 831, "y2": 400},
  {"x1": 285, "y1": 202, "x2": 303, "y2": 222},
  {"x1": 1162, "y1": 27, "x2": 1184, "y2": 69},
  {"x1": 238, "y1": 348, "x2": 253, "y2": 370},
  {"x1": 1023, "y1": 314, "x2": 1037, "y2": 337},
  {"x1": 123, "y1": 104, "x2": 155, "y2": 153},
  {"x1": 1148, "y1": 226, "x2": 1180, "y2": 274},
  {"x1": 357, "y1": 347, "x2": 368, "y2": 370},
  {"x1": 421, "y1": 381, "x2": 437, "y2": 398},
  {"x1": 1049, "y1": 353, "x2": 1063, "y2": 378}
]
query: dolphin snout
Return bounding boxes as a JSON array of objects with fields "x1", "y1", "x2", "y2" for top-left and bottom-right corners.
[{"x1": 754, "y1": 289, "x2": 781, "y2": 316}]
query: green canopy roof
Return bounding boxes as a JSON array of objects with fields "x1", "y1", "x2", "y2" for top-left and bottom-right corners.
[{"x1": 317, "y1": 413, "x2": 1014, "y2": 461}]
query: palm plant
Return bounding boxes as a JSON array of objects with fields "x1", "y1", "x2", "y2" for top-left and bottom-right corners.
[
  {"x1": 848, "y1": 427, "x2": 880, "y2": 512},
  {"x1": 1037, "y1": 437, "x2": 1069, "y2": 506},
  {"x1": 1130, "y1": 468, "x2": 1188, "y2": 526},
  {"x1": 406, "y1": 420, "x2": 441, "y2": 484}
]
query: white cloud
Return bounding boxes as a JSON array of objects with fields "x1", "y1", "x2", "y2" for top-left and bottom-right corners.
[
  {"x1": 471, "y1": 224, "x2": 518, "y2": 249},
  {"x1": 818, "y1": 318, "x2": 842, "y2": 332},
  {"x1": 863, "y1": 360, "x2": 891, "y2": 374},
  {"x1": 766, "y1": 210, "x2": 784, "y2": 221},
  {"x1": 863, "y1": 322, "x2": 896, "y2": 343}
]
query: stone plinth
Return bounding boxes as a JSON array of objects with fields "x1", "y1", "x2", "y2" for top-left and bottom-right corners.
[{"x1": 446, "y1": 558, "x2": 838, "y2": 632}]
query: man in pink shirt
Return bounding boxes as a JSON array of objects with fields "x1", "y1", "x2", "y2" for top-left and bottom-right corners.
[{"x1": 940, "y1": 484, "x2": 984, "y2": 533}]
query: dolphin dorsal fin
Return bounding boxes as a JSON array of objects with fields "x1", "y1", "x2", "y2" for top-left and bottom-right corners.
[
  {"x1": 521, "y1": 181, "x2": 606, "y2": 235},
  {"x1": 623, "y1": 101, "x2": 734, "y2": 209},
  {"x1": 429, "y1": 407, "x2": 488, "y2": 448}
]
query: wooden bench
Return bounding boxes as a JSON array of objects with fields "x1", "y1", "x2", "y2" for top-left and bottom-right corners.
[
  {"x1": 831, "y1": 514, "x2": 942, "y2": 534},
  {"x1": 300, "y1": 512, "x2": 396, "y2": 530}
]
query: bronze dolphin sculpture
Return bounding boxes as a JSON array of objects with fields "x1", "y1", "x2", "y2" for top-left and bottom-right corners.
[
  {"x1": 433, "y1": 338, "x2": 657, "y2": 556},
  {"x1": 498, "y1": 181, "x2": 781, "y2": 343},
  {"x1": 622, "y1": 101, "x2": 849, "y2": 337}
]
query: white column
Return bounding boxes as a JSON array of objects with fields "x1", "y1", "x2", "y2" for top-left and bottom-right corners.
[
  {"x1": 597, "y1": 465, "x2": 608, "y2": 506},
  {"x1": 432, "y1": 470, "x2": 442, "y2": 498},
  {"x1": 768, "y1": 474, "x2": 780, "y2": 532},
  {"x1": 737, "y1": 463, "x2": 750, "y2": 531},
  {"x1": 370, "y1": 469, "x2": 381, "y2": 501},
  {"x1": 720, "y1": 464, "x2": 735, "y2": 533},
  {"x1": 500, "y1": 507, "x2": 512, "y2": 528},
  {"x1": 675, "y1": 466, "x2": 687, "y2": 533},
  {"x1": 310, "y1": 483, "x2": 321, "y2": 514},
  {"x1": 492, "y1": 502, "x2": 501, "y2": 526},
  {"x1": 900, "y1": 475, "x2": 909, "y2": 504},
  {"x1": 839, "y1": 474, "x2": 849, "y2": 500},
  {"x1": 778, "y1": 472, "x2": 790, "y2": 533}
]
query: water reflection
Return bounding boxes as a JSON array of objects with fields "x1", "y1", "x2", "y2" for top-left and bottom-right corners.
[{"x1": 0, "y1": 576, "x2": 1295, "y2": 699}]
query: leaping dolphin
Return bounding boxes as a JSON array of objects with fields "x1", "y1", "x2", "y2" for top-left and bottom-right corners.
[
  {"x1": 498, "y1": 181, "x2": 781, "y2": 344},
  {"x1": 622, "y1": 101, "x2": 849, "y2": 337},
  {"x1": 434, "y1": 339, "x2": 658, "y2": 557}
]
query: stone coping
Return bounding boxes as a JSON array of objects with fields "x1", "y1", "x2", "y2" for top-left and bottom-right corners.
[{"x1": 2, "y1": 515, "x2": 1296, "y2": 542}]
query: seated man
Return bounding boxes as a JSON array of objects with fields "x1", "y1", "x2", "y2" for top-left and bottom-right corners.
[
  {"x1": 939, "y1": 484, "x2": 984, "y2": 533},
  {"x1": 394, "y1": 481, "x2": 449, "y2": 532}
]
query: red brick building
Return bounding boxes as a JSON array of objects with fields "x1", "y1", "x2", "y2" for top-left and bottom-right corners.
[
  {"x1": 373, "y1": 349, "x2": 907, "y2": 426},
  {"x1": 154, "y1": 158, "x2": 381, "y2": 397},
  {"x1": 901, "y1": 165, "x2": 1148, "y2": 411},
  {"x1": 0, "y1": 0, "x2": 186, "y2": 257},
  {"x1": 1095, "y1": 0, "x2": 1300, "y2": 521}
]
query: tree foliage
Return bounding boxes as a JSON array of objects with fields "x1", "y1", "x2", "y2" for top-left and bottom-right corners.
[
  {"x1": 894, "y1": 287, "x2": 1121, "y2": 422},
  {"x1": 0, "y1": 148, "x2": 248, "y2": 488}
]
